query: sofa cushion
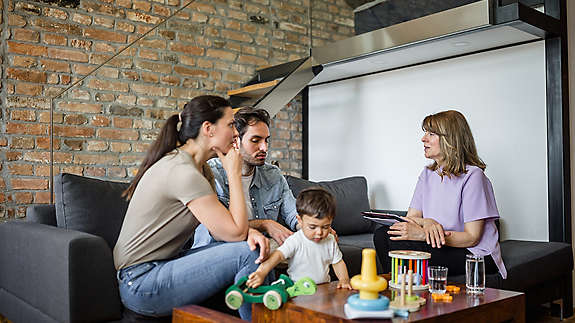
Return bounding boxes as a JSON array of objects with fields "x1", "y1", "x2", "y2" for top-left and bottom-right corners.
[
  {"x1": 26, "y1": 204, "x2": 57, "y2": 226},
  {"x1": 499, "y1": 240, "x2": 573, "y2": 291},
  {"x1": 285, "y1": 176, "x2": 373, "y2": 235},
  {"x1": 55, "y1": 173, "x2": 130, "y2": 248},
  {"x1": 338, "y1": 233, "x2": 376, "y2": 249}
]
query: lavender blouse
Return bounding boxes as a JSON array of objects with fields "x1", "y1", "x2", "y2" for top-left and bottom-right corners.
[{"x1": 409, "y1": 166, "x2": 507, "y2": 278}]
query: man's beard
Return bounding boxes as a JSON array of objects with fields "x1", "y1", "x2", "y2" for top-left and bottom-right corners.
[{"x1": 245, "y1": 153, "x2": 266, "y2": 167}]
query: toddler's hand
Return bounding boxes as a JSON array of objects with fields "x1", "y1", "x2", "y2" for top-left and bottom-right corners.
[
  {"x1": 246, "y1": 272, "x2": 264, "y2": 289},
  {"x1": 337, "y1": 280, "x2": 353, "y2": 290}
]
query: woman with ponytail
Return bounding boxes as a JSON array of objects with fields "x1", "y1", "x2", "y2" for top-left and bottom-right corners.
[{"x1": 113, "y1": 95, "x2": 267, "y2": 320}]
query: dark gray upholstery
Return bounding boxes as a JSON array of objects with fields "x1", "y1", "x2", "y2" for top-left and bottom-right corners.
[
  {"x1": 26, "y1": 204, "x2": 57, "y2": 226},
  {"x1": 55, "y1": 173, "x2": 129, "y2": 248},
  {"x1": 500, "y1": 240, "x2": 573, "y2": 291},
  {"x1": 0, "y1": 173, "x2": 127, "y2": 323},
  {"x1": 285, "y1": 175, "x2": 374, "y2": 235},
  {"x1": 0, "y1": 221, "x2": 122, "y2": 323},
  {"x1": 338, "y1": 233, "x2": 380, "y2": 276}
]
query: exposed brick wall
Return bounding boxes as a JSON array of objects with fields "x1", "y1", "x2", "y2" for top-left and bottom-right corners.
[{"x1": 0, "y1": 0, "x2": 354, "y2": 221}]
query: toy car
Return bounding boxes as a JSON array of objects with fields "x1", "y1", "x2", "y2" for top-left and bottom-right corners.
[{"x1": 225, "y1": 274, "x2": 316, "y2": 310}]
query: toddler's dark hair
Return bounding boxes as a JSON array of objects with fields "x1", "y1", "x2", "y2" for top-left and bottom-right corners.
[{"x1": 296, "y1": 187, "x2": 336, "y2": 220}]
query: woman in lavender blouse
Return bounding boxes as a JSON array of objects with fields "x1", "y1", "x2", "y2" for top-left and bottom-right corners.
[{"x1": 374, "y1": 110, "x2": 506, "y2": 278}]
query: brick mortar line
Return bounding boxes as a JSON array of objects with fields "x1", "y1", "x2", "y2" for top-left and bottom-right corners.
[{"x1": 50, "y1": 0, "x2": 200, "y2": 101}]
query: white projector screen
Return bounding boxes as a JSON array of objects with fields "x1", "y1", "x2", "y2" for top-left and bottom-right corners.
[{"x1": 308, "y1": 41, "x2": 548, "y2": 241}]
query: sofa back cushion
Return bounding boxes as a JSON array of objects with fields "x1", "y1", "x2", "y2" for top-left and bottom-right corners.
[
  {"x1": 55, "y1": 173, "x2": 130, "y2": 248},
  {"x1": 285, "y1": 176, "x2": 374, "y2": 235}
]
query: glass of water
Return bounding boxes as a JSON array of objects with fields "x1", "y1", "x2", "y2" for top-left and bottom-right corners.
[
  {"x1": 466, "y1": 254, "x2": 485, "y2": 294},
  {"x1": 428, "y1": 266, "x2": 448, "y2": 294}
]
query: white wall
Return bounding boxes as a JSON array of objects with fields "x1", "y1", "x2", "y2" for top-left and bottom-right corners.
[{"x1": 308, "y1": 41, "x2": 548, "y2": 241}]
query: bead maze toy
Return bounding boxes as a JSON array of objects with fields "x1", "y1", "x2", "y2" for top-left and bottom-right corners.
[
  {"x1": 389, "y1": 250, "x2": 431, "y2": 290},
  {"x1": 225, "y1": 274, "x2": 316, "y2": 311},
  {"x1": 344, "y1": 249, "x2": 428, "y2": 319},
  {"x1": 344, "y1": 248, "x2": 395, "y2": 319},
  {"x1": 389, "y1": 269, "x2": 426, "y2": 311}
]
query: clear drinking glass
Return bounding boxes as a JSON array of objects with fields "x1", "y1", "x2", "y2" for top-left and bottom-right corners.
[
  {"x1": 466, "y1": 254, "x2": 485, "y2": 294},
  {"x1": 428, "y1": 266, "x2": 448, "y2": 294}
]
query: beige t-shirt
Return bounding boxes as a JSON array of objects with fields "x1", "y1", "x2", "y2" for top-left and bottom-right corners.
[{"x1": 113, "y1": 149, "x2": 215, "y2": 270}]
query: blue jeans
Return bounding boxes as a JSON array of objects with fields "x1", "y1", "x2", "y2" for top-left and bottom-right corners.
[{"x1": 117, "y1": 241, "x2": 262, "y2": 320}]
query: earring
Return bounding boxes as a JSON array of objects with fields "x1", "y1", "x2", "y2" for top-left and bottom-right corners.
[{"x1": 209, "y1": 133, "x2": 214, "y2": 137}]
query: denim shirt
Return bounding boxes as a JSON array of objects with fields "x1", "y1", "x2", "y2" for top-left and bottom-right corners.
[{"x1": 192, "y1": 158, "x2": 298, "y2": 248}]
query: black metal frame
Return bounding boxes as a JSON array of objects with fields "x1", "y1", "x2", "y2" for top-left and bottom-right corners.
[
  {"x1": 544, "y1": 0, "x2": 570, "y2": 243},
  {"x1": 301, "y1": 0, "x2": 570, "y2": 244}
]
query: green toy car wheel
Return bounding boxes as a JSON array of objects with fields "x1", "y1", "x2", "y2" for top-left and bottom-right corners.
[
  {"x1": 225, "y1": 290, "x2": 244, "y2": 310},
  {"x1": 263, "y1": 290, "x2": 282, "y2": 310}
]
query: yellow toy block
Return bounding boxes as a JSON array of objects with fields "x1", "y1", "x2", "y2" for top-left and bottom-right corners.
[
  {"x1": 445, "y1": 285, "x2": 460, "y2": 293},
  {"x1": 431, "y1": 293, "x2": 453, "y2": 302}
]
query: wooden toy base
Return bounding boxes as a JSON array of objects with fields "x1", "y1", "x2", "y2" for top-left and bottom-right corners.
[
  {"x1": 389, "y1": 295, "x2": 426, "y2": 312},
  {"x1": 389, "y1": 282, "x2": 428, "y2": 291}
]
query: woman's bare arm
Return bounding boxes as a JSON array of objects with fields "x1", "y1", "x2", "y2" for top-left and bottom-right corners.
[
  {"x1": 187, "y1": 194, "x2": 248, "y2": 241},
  {"x1": 444, "y1": 220, "x2": 485, "y2": 248}
]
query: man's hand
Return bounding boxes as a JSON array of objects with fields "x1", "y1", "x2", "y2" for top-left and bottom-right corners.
[
  {"x1": 263, "y1": 220, "x2": 294, "y2": 245},
  {"x1": 247, "y1": 228, "x2": 269, "y2": 264},
  {"x1": 329, "y1": 227, "x2": 339, "y2": 242}
]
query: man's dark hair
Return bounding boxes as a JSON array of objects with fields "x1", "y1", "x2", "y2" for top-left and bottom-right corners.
[
  {"x1": 234, "y1": 107, "x2": 271, "y2": 138},
  {"x1": 296, "y1": 187, "x2": 336, "y2": 220}
]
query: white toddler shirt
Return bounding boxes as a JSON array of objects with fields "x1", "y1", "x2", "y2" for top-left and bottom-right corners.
[{"x1": 277, "y1": 230, "x2": 343, "y2": 284}]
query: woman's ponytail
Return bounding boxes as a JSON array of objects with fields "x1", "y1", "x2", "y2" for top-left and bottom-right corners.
[
  {"x1": 122, "y1": 95, "x2": 231, "y2": 200},
  {"x1": 122, "y1": 114, "x2": 179, "y2": 200}
]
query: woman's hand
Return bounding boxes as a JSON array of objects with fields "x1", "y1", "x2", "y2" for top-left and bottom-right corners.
[
  {"x1": 213, "y1": 138, "x2": 242, "y2": 177},
  {"x1": 388, "y1": 221, "x2": 426, "y2": 241},
  {"x1": 247, "y1": 228, "x2": 269, "y2": 264},
  {"x1": 422, "y1": 218, "x2": 450, "y2": 248}
]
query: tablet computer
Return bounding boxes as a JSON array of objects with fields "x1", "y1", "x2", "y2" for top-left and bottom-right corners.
[{"x1": 361, "y1": 211, "x2": 407, "y2": 225}]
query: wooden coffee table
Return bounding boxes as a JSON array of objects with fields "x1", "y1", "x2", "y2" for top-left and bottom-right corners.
[{"x1": 252, "y1": 282, "x2": 525, "y2": 322}]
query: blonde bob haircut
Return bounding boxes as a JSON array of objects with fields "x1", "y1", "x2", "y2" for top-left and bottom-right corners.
[{"x1": 422, "y1": 110, "x2": 485, "y2": 178}]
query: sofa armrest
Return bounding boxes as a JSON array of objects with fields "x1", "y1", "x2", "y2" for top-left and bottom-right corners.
[
  {"x1": 0, "y1": 221, "x2": 122, "y2": 323},
  {"x1": 26, "y1": 204, "x2": 57, "y2": 226}
]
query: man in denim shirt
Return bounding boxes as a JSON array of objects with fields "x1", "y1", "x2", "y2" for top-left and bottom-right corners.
[{"x1": 193, "y1": 107, "x2": 298, "y2": 250}]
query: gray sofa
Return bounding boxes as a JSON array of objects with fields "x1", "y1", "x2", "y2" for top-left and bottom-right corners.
[
  {"x1": 0, "y1": 173, "x2": 572, "y2": 322},
  {"x1": 0, "y1": 173, "x2": 377, "y2": 323}
]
